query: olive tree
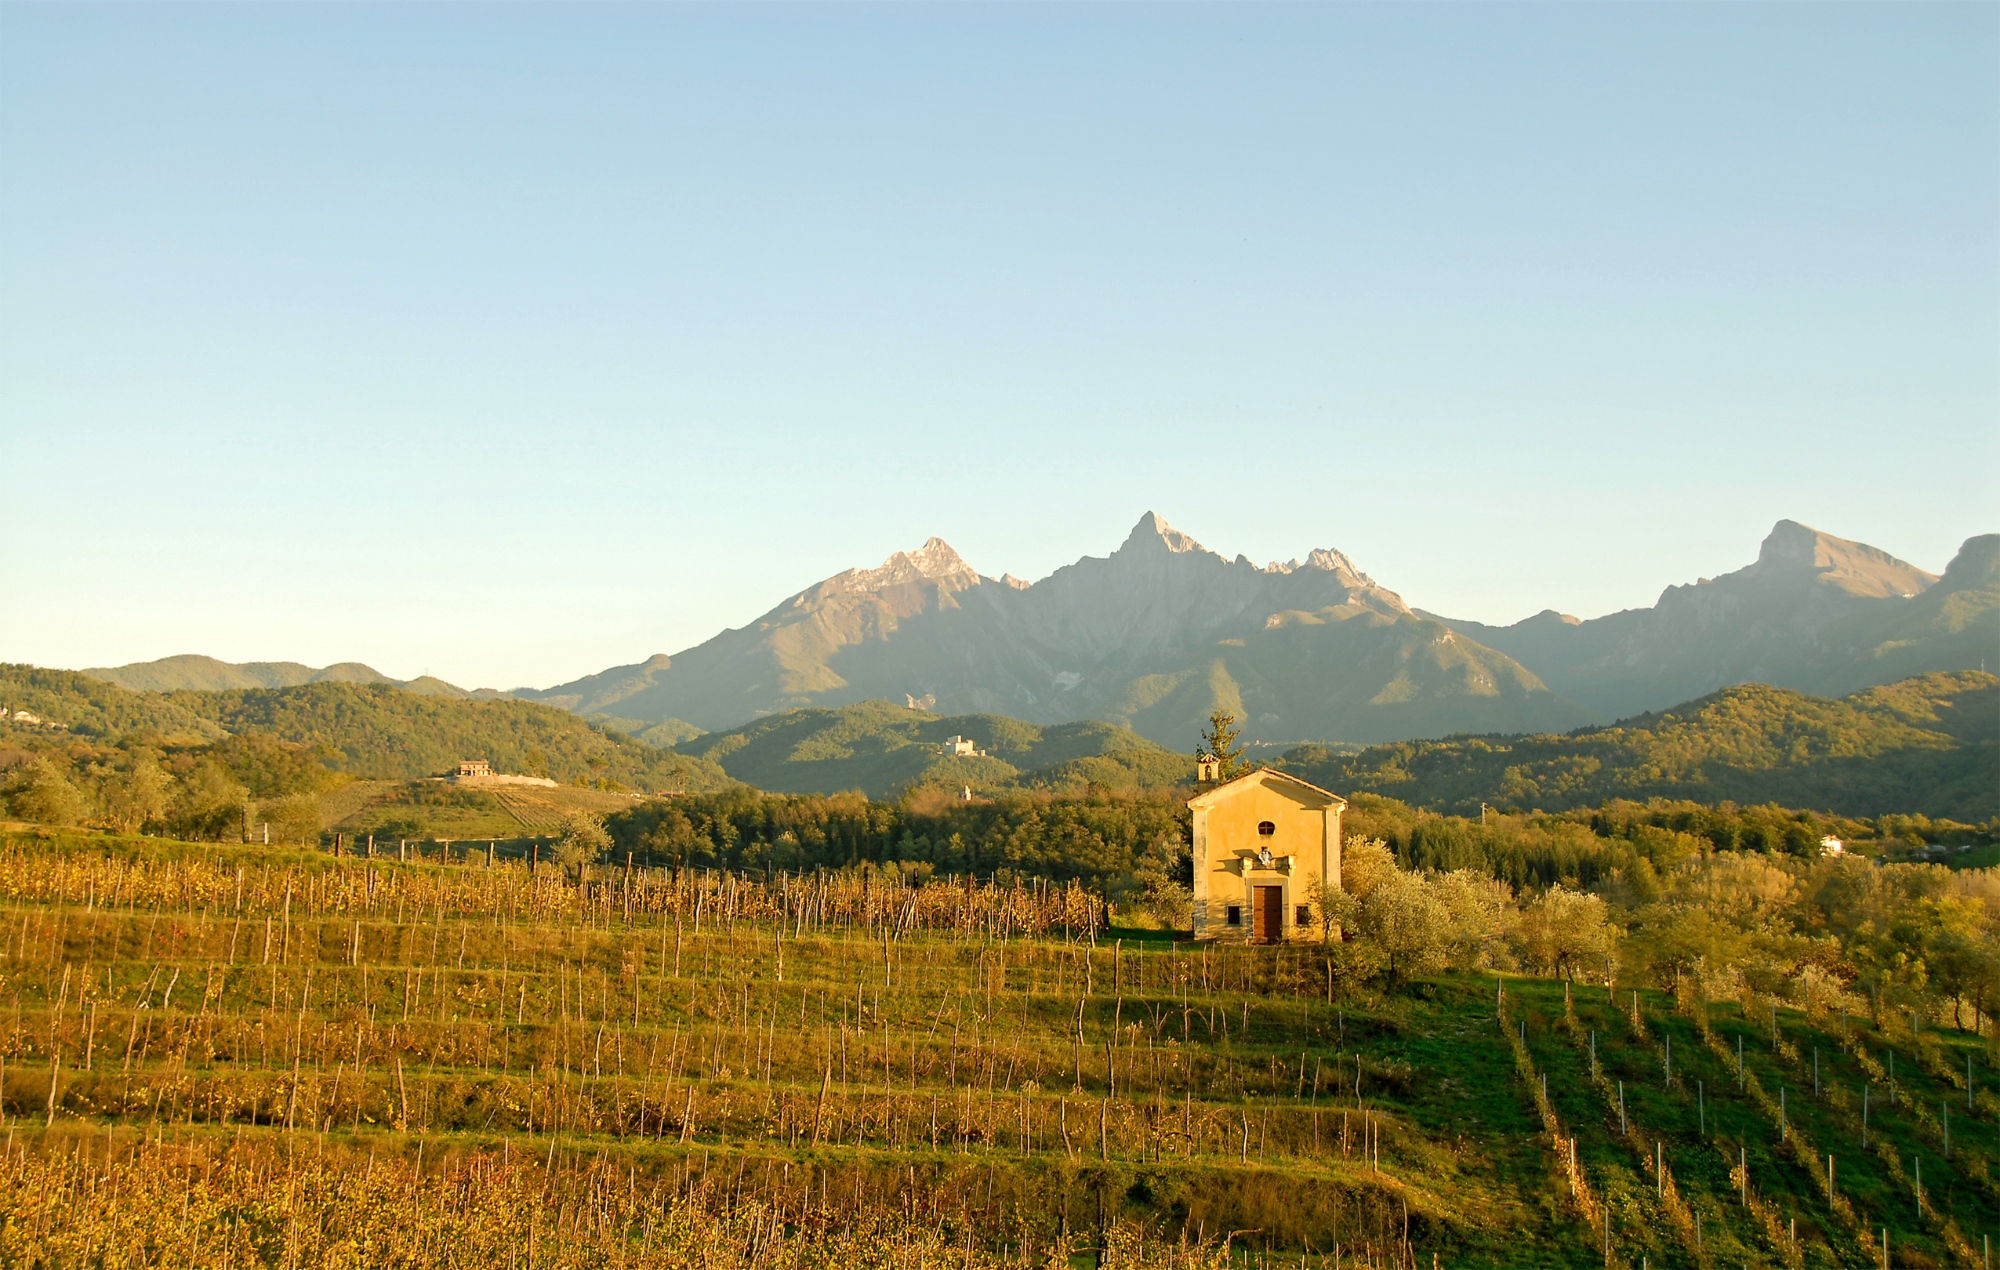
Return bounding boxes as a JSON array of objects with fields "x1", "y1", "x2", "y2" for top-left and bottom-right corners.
[
  {"x1": 1357, "y1": 872, "x2": 1452, "y2": 982},
  {"x1": 1340, "y1": 837, "x2": 1397, "y2": 901},
  {"x1": 1431, "y1": 868, "x2": 1509, "y2": 970},
  {"x1": 554, "y1": 810, "x2": 612, "y2": 877},
  {"x1": 1512, "y1": 884, "x2": 1616, "y2": 980}
]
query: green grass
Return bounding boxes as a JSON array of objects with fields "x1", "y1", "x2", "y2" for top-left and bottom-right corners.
[{"x1": 1953, "y1": 842, "x2": 2000, "y2": 870}]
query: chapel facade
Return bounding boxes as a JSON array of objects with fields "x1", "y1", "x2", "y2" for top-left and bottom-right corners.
[{"x1": 1188, "y1": 768, "x2": 1346, "y2": 943}]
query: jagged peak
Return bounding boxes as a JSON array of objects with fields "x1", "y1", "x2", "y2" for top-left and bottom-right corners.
[
  {"x1": 813, "y1": 536, "x2": 978, "y2": 599},
  {"x1": 903, "y1": 536, "x2": 970, "y2": 579},
  {"x1": 1301, "y1": 546, "x2": 1367, "y2": 580},
  {"x1": 1118, "y1": 511, "x2": 1207, "y2": 556},
  {"x1": 1757, "y1": 519, "x2": 1838, "y2": 567},
  {"x1": 1751, "y1": 519, "x2": 1937, "y2": 598}
]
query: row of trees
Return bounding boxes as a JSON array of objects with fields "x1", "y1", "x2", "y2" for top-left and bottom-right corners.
[
  {"x1": 1237, "y1": 833, "x2": 1998, "y2": 1038},
  {"x1": 1, "y1": 734, "x2": 332, "y2": 842},
  {"x1": 604, "y1": 787, "x2": 1186, "y2": 884}
]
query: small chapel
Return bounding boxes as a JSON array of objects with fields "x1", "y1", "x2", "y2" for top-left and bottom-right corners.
[{"x1": 1188, "y1": 767, "x2": 1347, "y2": 943}]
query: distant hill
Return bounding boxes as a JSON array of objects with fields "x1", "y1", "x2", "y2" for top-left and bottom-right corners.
[
  {"x1": 519, "y1": 514, "x2": 1591, "y2": 748},
  {"x1": 80, "y1": 654, "x2": 509, "y2": 700},
  {"x1": 0, "y1": 663, "x2": 225, "y2": 742},
  {"x1": 668, "y1": 699, "x2": 1191, "y2": 797},
  {"x1": 1278, "y1": 670, "x2": 1998, "y2": 822},
  {"x1": 0, "y1": 666, "x2": 730, "y2": 796},
  {"x1": 170, "y1": 682, "x2": 731, "y2": 793},
  {"x1": 1434, "y1": 522, "x2": 1998, "y2": 721}
]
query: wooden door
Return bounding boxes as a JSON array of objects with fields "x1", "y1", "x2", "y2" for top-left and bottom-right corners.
[{"x1": 1253, "y1": 885, "x2": 1283, "y2": 944}]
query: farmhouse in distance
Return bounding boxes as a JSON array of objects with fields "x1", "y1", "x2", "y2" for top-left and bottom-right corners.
[{"x1": 449, "y1": 758, "x2": 556, "y2": 789}]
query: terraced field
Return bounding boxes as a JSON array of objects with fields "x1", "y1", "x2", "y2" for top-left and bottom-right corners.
[
  {"x1": 309, "y1": 779, "x2": 653, "y2": 842},
  {"x1": 0, "y1": 828, "x2": 1990, "y2": 1267}
]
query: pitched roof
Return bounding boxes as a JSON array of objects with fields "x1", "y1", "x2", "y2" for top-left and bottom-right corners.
[{"x1": 1186, "y1": 766, "x2": 1346, "y2": 811}]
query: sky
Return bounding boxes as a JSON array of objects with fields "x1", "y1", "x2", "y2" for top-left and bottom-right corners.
[{"x1": 2, "y1": 3, "x2": 1995, "y2": 691}]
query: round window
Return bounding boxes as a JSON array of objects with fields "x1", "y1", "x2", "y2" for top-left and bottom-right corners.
[{"x1": 1257, "y1": 821, "x2": 1275, "y2": 836}]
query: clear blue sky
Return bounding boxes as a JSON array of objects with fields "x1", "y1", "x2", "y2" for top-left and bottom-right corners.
[{"x1": 3, "y1": 4, "x2": 1995, "y2": 690}]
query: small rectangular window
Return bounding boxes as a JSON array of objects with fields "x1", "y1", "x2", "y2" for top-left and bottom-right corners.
[
  {"x1": 1296, "y1": 905, "x2": 1311, "y2": 925},
  {"x1": 1225, "y1": 905, "x2": 1241, "y2": 926}
]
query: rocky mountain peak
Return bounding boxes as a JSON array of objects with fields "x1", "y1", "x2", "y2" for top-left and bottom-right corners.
[
  {"x1": 1751, "y1": 519, "x2": 1937, "y2": 598},
  {"x1": 1301, "y1": 547, "x2": 1367, "y2": 581},
  {"x1": 1118, "y1": 511, "x2": 1207, "y2": 557},
  {"x1": 816, "y1": 537, "x2": 978, "y2": 598},
  {"x1": 904, "y1": 536, "x2": 972, "y2": 579}
]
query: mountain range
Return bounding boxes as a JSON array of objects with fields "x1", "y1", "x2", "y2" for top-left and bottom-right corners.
[
  {"x1": 80, "y1": 514, "x2": 1997, "y2": 751},
  {"x1": 516, "y1": 514, "x2": 1587, "y2": 747},
  {"x1": 1434, "y1": 519, "x2": 2000, "y2": 722}
]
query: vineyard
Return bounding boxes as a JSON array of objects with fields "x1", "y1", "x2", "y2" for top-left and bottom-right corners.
[
  {"x1": 0, "y1": 828, "x2": 1992, "y2": 1266},
  {"x1": 298, "y1": 780, "x2": 649, "y2": 842}
]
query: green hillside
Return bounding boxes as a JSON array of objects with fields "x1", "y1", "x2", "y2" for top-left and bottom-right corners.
[
  {"x1": 0, "y1": 663, "x2": 226, "y2": 742},
  {"x1": 670, "y1": 698, "x2": 1190, "y2": 797},
  {"x1": 1279, "y1": 670, "x2": 1998, "y2": 822},
  {"x1": 0, "y1": 668, "x2": 732, "y2": 843},
  {"x1": 170, "y1": 681, "x2": 730, "y2": 792}
]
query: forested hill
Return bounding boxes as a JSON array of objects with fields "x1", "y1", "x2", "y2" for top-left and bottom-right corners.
[
  {"x1": 668, "y1": 699, "x2": 1190, "y2": 797},
  {"x1": 172, "y1": 682, "x2": 732, "y2": 791},
  {"x1": 0, "y1": 664, "x2": 225, "y2": 742},
  {"x1": 0, "y1": 666, "x2": 731, "y2": 795},
  {"x1": 1278, "y1": 670, "x2": 1998, "y2": 822},
  {"x1": 10, "y1": 661, "x2": 1995, "y2": 818}
]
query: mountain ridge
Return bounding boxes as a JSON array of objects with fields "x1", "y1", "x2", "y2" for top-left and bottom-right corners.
[
  {"x1": 515, "y1": 512, "x2": 1580, "y2": 747},
  {"x1": 81, "y1": 653, "x2": 509, "y2": 700},
  {"x1": 67, "y1": 515, "x2": 1998, "y2": 750},
  {"x1": 1435, "y1": 522, "x2": 1994, "y2": 720}
]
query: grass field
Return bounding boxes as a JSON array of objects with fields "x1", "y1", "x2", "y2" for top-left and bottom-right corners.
[{"x1": 0, "y1": 828, "x2": 1992, "y2": 1267}]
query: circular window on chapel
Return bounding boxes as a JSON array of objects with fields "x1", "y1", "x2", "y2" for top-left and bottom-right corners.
[{"x1": 1256, "y1": 821, "x2": 1276, "y2": 836}]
